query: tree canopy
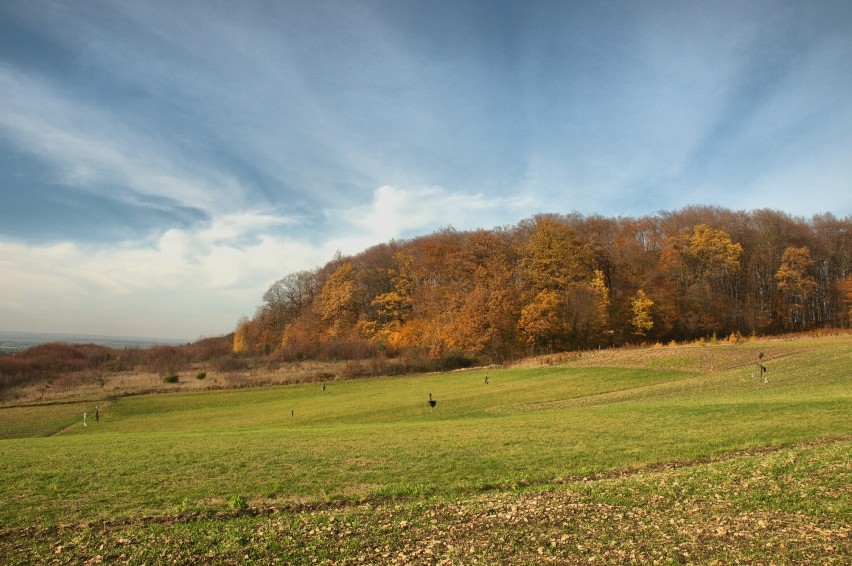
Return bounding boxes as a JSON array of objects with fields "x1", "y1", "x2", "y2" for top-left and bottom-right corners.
[{"x1": 235, "y1": 208, "x2": 852, "y2": 362}]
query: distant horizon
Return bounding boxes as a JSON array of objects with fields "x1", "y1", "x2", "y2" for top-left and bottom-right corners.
[{"x1": 0, "y1": 329, "x2": 195, "y2": 351}]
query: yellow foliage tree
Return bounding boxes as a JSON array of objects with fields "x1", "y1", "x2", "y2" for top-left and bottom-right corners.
[
  {"x1": 280, "y1": 308, "x2": 322, "y2": 353},
  {"x1": 660, "y1": 224, "x2": 743, "y2": 286},
  {"x1": 521, "y1": 215, "x2": 592, "y2": 292},
  {"x1": 518, "y1": 289, "x2": 563, "y2": 351},
  {"x1": 317, "y1": 262, "x2": 359, "y2": 337},
  {"x1": 443, "y1": 231, "x2": 521, "y2": 359},
  {"x1": 591, "y1": 268, "x2": 610, "y2": 332},
  {"x1": 659, "y1": 224, "x2": 742, "y2": 335},
  {"x1": 775, "y1": 246, "x2": 817, "y2": 328},
  {"x1": 233, "y1": 317, "x2": 251, "y2": 353},
  {"x1": 361, "y1": 252, "x2": 415, "y2": 350},
  {"x1": 630, "y1": 289, "x2": 654, "y2": 338}
]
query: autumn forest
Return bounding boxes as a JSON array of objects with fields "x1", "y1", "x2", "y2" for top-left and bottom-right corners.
[{"x1": 234, "y1": 207, "x2": 852, "y2": 364}]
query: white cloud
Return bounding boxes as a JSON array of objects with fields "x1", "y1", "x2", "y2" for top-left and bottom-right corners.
[
  {"x1": 328, "y1": 184, "x2": 535, "y2": 249},
  {"x1": 0, "y1": 210, "x2": 322, "y2": 338}
]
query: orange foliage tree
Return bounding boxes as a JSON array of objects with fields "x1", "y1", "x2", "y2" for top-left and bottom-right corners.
[
  {"x1": 317, "y1": 261, "x2": 360, "y2": 338},
  {"x1": 839, "y1": 275, "x2": 852, "y2": 326},
  {"x1": 443, "y1": 231, "x2": 521, "y2": 360}
]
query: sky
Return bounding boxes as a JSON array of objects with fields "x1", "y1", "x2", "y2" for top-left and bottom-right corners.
[{"x1": 1, "y1": 1, "x2": 851, "y2": 341}]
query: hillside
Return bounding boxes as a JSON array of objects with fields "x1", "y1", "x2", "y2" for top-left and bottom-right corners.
[{"x1": 1, "y1": 333, "x2": 849, "y2": 563}]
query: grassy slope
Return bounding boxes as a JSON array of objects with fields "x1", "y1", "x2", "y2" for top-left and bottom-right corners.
[
  {"x1": 0, "y1": 336, "x2": 849, "y2": 562},
  {"x1": 3, "y1": 440, "x2": 847, "y2": 564}
]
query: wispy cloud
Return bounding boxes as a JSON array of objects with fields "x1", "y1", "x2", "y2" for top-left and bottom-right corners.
[{"x1": 0, "y1": 65, "x2": 249, "y2": 216}]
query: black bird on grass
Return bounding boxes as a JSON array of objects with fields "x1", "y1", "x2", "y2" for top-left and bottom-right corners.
[{"x1": 428, "y1": 393, "x2": 436, "y2": 408}]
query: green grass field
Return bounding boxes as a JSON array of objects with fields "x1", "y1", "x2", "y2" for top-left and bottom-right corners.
[{"x1": 1, "y1": 336, "x2": 849, "y2": 563}]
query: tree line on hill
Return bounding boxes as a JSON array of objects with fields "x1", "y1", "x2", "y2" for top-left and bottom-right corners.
[{"x1": 235, "y1": 206, "x2": 852, "y2": 365}]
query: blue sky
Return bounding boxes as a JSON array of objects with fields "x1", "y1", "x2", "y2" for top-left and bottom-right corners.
[{"x1": 1, "y1": 1, "x2": 851, "y2": 340}]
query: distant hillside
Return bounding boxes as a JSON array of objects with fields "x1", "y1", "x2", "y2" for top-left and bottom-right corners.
[{"x1": 0, "y1": 334, "x2": 235, "y2": 403}]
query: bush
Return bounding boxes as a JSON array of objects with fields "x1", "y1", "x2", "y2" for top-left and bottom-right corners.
[
  {"x1": 429, "y1": 352, "x2": 476, "y2": 372},
  {"x1": 146, "y1": 346, "x2": 190, "y2": 374},
  {"x1": 726, "y1": 331, "x2": 743, "y2": 344},
  {"x1": 19, "y1": 342, "x2": 86, "y2": 373},
  {"x1": 162, "y1": 373, "x2": 179, "y2": 384},
  {"x1": 184, "y1": 334, "x2": 234, "y2": 361},
  {"x1": 195, "y1": 371, "x2": 206, "y2": 380},
  {"x1": 0, "y1": 356, "x2": 33, "y2": 390},
  {"x1": 212, "y1": 355, "x2": 249, "y2": 373},
  {"x1": 227, "y1": 494, "x2": 248, "y2": 511},
  {"x1": 340, "y1": 360, "x2": 370, "y2": 379},
  {"x1": 279, "y1": 338, "x2": 378, "y2": 362}
]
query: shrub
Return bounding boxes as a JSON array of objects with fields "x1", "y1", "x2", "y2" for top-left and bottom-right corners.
[
  {"x1": 162, "y1": 373, "x2": 179, "y2": 384},
  {"x1": 18, "y1": 342, "x2": 84, "y2": 361},
  {"x1": 227, "y1": 494, "x2": 248, "y2": 511},
  {"x1": 173, "y1": 497, "x2": 193, "y2": 514},
  {"x1": 280, "y1": 338, "x2": 378, "y2": 362},
  {"x1": 212, "y1": 355, "x2": 249, "y2": 373},
  {"x1": 430, "y1": 352, "x2": 476, "y2": 372},
  {"x1": 0, "y1": 356, "x2": 30, "y2": 381},
  {"x1": 195, "y1": 371, "x2": 206, "y2": 380},
  {"x1": 185, "y1": 334, "x2": 234, "y2": 361},
  {"x1": 0, "y1": 356, "x2": 36, "y2": 392},
  {"x1": 145, "y1": 346, "x2": 190, "y2": 374},
  {"x1": 380, "y1": 358, "x2": 408, "y2": 376},
  {"x1": 341, "y1": 360, "x2": 370, "y2": 379},
  {"x1": 726, "y1": 331, "x2": 743, "y2": 344},
  {"x1": 19, "y1": 342, "x2": 86, "y2": 373},
  {"x1": 101, "y1": 354, "x2": 125, "y2": 372}
]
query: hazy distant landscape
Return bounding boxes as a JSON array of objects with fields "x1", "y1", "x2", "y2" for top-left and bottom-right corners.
[{"x1": 0, "y1": 331, "x2": 188, "y2": 354}]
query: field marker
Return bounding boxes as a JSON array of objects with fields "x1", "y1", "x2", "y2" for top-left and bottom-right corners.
[{"x1": 754, "y1": 352, "x2": 768, "y2": 411}]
